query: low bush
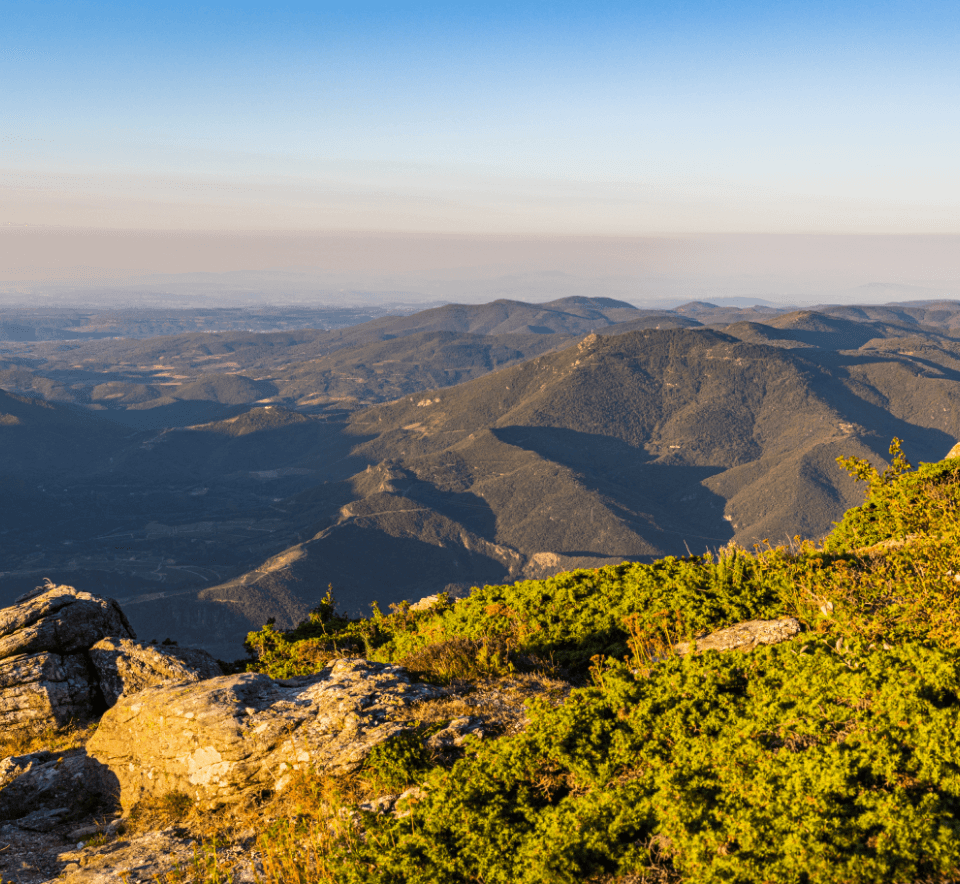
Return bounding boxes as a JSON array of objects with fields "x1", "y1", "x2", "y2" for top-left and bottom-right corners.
[{"x1": 223, "y1": 441, "x2": 960, "y2": 884}]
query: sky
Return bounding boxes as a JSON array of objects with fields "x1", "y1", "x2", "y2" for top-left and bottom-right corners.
[{"x1": 2, "y1": 1, "x2": 959, "y2": 295}]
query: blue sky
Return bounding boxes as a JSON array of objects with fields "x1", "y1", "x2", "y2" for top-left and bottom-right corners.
[{"x1": 2, "y1": 0, "x2": 959, "y2": 236}]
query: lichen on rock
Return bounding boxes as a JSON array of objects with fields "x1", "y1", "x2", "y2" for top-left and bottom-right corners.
[
  {"x1": 87, "y1": 658, "x2": 445, "y2": 810},
  {"x1": 89, "y1": 637, "x2": 223, "y2": 706}
]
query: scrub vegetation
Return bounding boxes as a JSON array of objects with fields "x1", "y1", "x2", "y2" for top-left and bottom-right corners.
[{"x1": 156, "y1": 441, "x2": 960, "y2": 883}]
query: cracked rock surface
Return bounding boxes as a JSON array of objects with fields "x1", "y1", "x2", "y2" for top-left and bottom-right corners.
[
  {"x1": 0, "y1": 585, "x2": 134, "y2": 661},
  {"x1": 88, "y1": 658, "x2": 445, "y2": 810},
  {"x1": 89, "y1": 637, "x2": 223, "y2": 706},
  {"x1": 0, "y1": 585, "x2": 135, "y2": 731},
  {"x1": 0, "y1": 652, "x2": 101, "y2": 732}
]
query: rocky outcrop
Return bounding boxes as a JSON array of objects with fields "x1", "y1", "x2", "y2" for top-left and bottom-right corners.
[
  {"x1": 0, "y1": 583, "x2": 134, "y2": 659},
  {"x1": 0, "y1": 584, "x2": 223, "y2": 731},
  {"x1": 0, "y1": 651, "x2": 101, "y2": 731},
  {"x1": 0, "y1": 584, "x2": 136, "y2": 730},
  {"x1": 673, "y1": 617, "x2": 801, "y2": 656},
  {"x1": 88, "y1": 658, "x2": 445, "y2": 811},
  {"x1": 89, "y1": 637, "x2": 223, "y2": 706}
]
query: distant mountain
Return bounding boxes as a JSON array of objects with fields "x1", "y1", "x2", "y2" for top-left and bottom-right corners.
[
  {"x1": 164, "y1": 326, "x2": 959, "y2": 655},
  {"x1": 0, "y1": 297, "x2": 664, "y2": 415},
  {"x1": 272, "y1": 329, "x2": 570, "y2": 408},
  {"x1": 815, "y1": 301, "x2": 960, "y2": 336},
  {"x1": 723, "y1": 310, "x2": 937, "y2": 351},
  {"x1": 4, "y1": 297, "x2": 960, "y2": 658},
  {"x1": 320, "y1": 296, "x2": 644, "y2": 338}
]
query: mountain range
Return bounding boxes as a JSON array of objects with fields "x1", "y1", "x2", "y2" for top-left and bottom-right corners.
[{"x1": 2, "y1": 296, "x2": 960, "y2": 657}]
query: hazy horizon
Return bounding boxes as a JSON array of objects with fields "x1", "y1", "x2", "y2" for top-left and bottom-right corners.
[
  {"x1": 3, "y1": 2, "x2": 959, "y2": 307},
  {"x1": 1, "y1": 229, "x2": 959, "y2": 309}
]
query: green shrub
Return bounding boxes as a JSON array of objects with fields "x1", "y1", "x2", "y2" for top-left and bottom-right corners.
[
  {"x1": 244, "y1": 548, "x2": 792, "y2": 681},
  {"x1": 362, "y1": 730, "x2": 438, "y2": 795},
  {"x1": 827, "y1": 438, "x2": 960, "y2": 552},
  {"x1": 327, "y1": 641, "x2": 960, "y2": 883},
  {"x1": 220, "y1": 444, "x2": 960, "y2": 883}
]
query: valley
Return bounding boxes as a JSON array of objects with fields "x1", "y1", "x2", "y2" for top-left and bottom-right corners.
[{"x1": 3, "y1": 296, "x2": 960, "y2": 658}]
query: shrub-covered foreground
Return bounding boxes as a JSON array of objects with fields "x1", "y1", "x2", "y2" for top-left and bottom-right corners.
[{"x1": 183, "y1": 443, "x2": 960, "y2": 883}]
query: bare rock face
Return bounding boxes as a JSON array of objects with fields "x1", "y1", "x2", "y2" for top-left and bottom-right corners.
[
  {"x1": 673, "y1": 617, "x2": 801, "y2": 656},
  {"x1": 0, "y1": 651, "x2": 101, "y2": 731},
  {"x1": 0, "y1": 584, "x2": 135, "y2": 731},
  {"x1": 89, "y1": 637, "x2": 223, "y2": 706},
  {"x1": 88, "y1": 658, "x2": 444, "y2": 811},
  {"x1": 0, "y1": 584, "x2": 134, "y2": 659}
]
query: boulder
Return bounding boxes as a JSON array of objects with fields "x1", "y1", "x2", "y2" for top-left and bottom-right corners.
[
  {"x1": 87, "y1": 658, "x2": 444, "y2": 811},
  {"x1": 89, "y1": 638, "x2": 223, "y2": 706},
  {"x1": 0, "y1": 584, "x2": 135, "y2": 731},
  {"x1": 0, "y1": 584, "x2": 134, "y2": 659},
  {"x1": 0, "y1": 585, "x2": 223, "y2": 731},
  {"x1": 673, "y1": 617, "x2": 801, "y2": 656},
  {"x1": 425, "y1": 715, "x2": 486, "y2": 751},
  {"x1": 0, "y1": 651, "x2": 101, "y2": 731},
  {"x1": 0, "y1": 749, "x2": 104, "y2": 822}
]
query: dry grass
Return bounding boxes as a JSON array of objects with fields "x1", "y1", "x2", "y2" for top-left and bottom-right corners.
[
  {"x1": 146, "y1": 769, "x2": 372, "y2": 883},
  {"x1": 397, "y1": 635, "x2": 514, "y2": 683},
  {"x1": 124, "y1": 790, "x2": 197, "y2": 837},
  {"x1": 391, "y1": 671, "x2": 572, "y2": 737},
  {"x1": 622, "y1": 610, "x2": 685, "y2": 676},
  {"x1": 0, "y1": 718, "x2": 98, "y2": 759}
]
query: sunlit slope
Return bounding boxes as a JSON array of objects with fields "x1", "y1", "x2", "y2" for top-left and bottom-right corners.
[
  {"x1": 67, "y1": 324, "x2": 960, "y2": 655},
  {"x1": 193, "y1": 327, "x2": 955, "y2": 642}
]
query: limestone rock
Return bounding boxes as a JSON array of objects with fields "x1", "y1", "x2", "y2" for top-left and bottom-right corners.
[
  {"x1": 425, "y1": 716, "x2": 486, "y2": 751},
  {"x1": 87, "y1": 658, "x2": 444, "y2": 811},
  {"x1": 946, "y1": 441, "x2": 960, "y2": 459},
  {"x1": 0, "y1": 651, "x2": 100, "y2": 730},
  {"x1": 0, "y1": 584, "x2": 137, "y2": 730},
  {"x1": 0, "y1": 749, "x2": 104, "y2": 821},
  {"x1": 89, "y1": 637, "x2": 223, "y2": 705},
  {"x1": 673, "y1": 617, "x2": 801, "y2": 656},
  {"x1": 0, "y1": 584, "x2": 134, "y2": 660},
  {"x1": 409, "y1": 594, "x2": 441, "y2": 612}
]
